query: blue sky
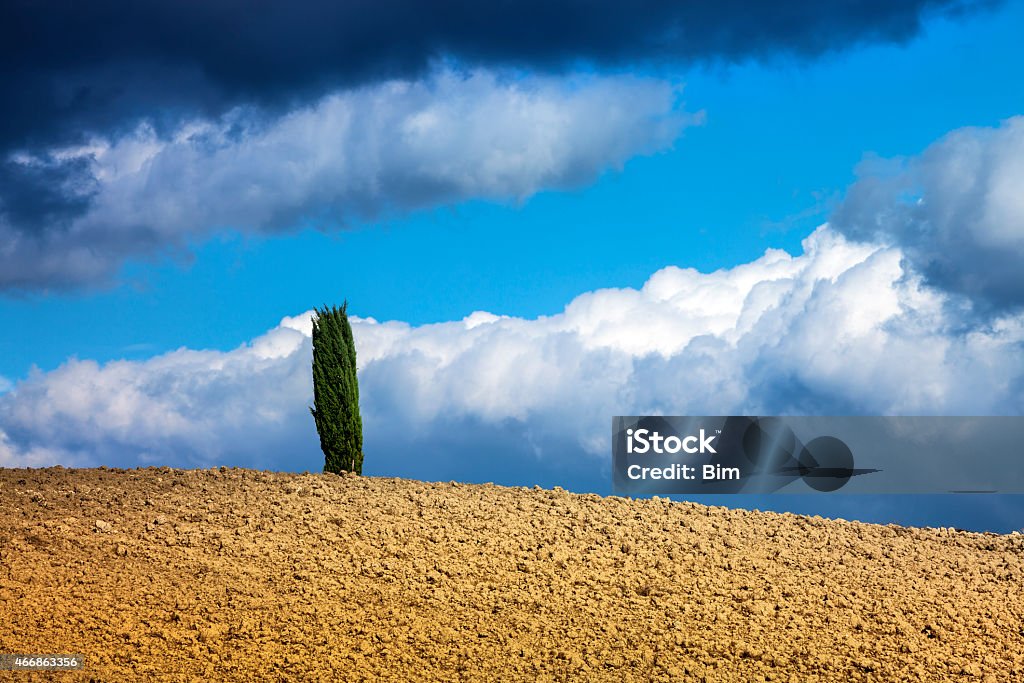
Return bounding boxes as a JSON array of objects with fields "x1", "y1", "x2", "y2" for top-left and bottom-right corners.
[{"x1": 1, "y1": 0, "x2": 1023, "y2": 531}]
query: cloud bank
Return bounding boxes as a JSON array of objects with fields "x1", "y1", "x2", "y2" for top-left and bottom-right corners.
[
  {"x1": 0, "y1": 70, "x2": 690, "y2": 290},
  {"x1": 4, "y1": 227, "x2": 1024, "y2": 478}
]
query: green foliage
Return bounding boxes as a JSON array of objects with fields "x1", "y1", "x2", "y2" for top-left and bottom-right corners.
[{"x1": 310, "y1": 302, "x2": 364, "y2": 474}]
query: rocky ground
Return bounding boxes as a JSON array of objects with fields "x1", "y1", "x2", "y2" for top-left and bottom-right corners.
[{"x1": 1, "y1": 466, "x2": 1022, "y2": 681}]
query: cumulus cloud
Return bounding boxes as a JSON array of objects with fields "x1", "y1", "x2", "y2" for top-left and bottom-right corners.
[
  {"x1": 0, "y1": 313, "x2": 317, "y2": 470},
  {"x1": 832, "y1": 116, "x2": 1024, "y2": 310},
  {"x1": 4, "y1": 227, "x2": 1023, "y2": 478},
  {"x1": 0, "y1": 70, "x2": 690, "y2": 290}
]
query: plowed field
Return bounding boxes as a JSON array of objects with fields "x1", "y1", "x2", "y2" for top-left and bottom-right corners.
[{"x1": 1, "y1": 467, "x2": 1022, "y2": 681}]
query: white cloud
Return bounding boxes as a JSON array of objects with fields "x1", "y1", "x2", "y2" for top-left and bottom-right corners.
[
  {"x1": 3, "y1": 227, "x2": 1023, "y2": 473},
  {"x1": 0, "y1": 69, "x2": 692, "y2": 290},
  {"x1": 833, "y1": 116, "x2": 1024, "y2": 309}
]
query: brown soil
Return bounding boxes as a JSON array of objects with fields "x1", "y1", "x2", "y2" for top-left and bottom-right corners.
[{"x1": 1, "y1": 467, "x2": 1022, "y2": 682}]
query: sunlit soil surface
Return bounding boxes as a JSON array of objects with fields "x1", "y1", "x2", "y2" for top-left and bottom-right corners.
[{"x1": 1, "y1": 467, "x2": 1022, "y2": 681}]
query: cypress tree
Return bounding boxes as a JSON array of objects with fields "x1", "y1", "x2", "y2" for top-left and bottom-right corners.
[{"x1": 310, "y1": 302, "x2": 364, "y2": 474}]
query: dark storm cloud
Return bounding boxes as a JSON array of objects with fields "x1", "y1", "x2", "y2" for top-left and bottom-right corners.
[
  {"x1": 0, "y1": 0, "x2": 998, "y2": 151},
  {"x1": 0, "y1": 155, "x2": 96, "y2": 227}
]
